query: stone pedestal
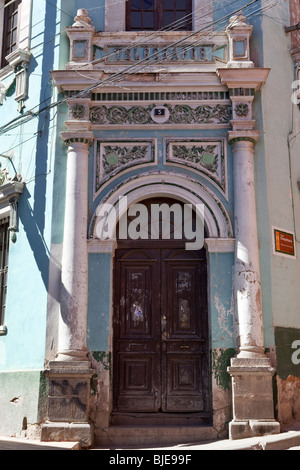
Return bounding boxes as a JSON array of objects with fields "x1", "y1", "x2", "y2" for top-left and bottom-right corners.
[
  {"x1": 43, "y1": 132, "x2": 94, "y2": 447},
  {"x1": 227, "y1": 132, "x2": 280, "y2": 439},
  {"x1": 41, "y1": 361, "x2": 94, "y2": 447},
  {"x1": 228, "y1": 357, "x2": 280, "y2": 439}
]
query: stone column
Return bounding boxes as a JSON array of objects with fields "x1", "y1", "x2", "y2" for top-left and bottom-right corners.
[
  {"x1": 42, "y1": 132, "x2": 94, "y2": 447},
  {"x1": 227, "y1": 132, "x2": 280, "y2": 439},
  {"x1": 57, "y1": 134, "x2": 93, "y2": 362},
  {"x1": 230, "y1": 135, "x2": 263, "y2": 358}
]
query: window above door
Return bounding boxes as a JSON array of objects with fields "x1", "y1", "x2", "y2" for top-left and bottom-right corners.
[{"x1": 126, "y1": 0, "x2": 192, "y2": 31}]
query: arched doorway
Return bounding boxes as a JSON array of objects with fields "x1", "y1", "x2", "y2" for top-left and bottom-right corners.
[{"x1": 112, "y1": 198, "x2": 210, "y2": 424}]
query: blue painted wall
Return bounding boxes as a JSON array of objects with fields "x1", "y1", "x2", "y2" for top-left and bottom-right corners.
[{"x1": 0, "y1": 0, "x2": 62, "y2": 370}]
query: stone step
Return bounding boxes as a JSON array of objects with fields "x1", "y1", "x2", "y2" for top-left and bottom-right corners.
[
  {"x1": 111, "y1": 412, "x2": 211, "y2": 426},
  {"x1": 95, "y1": 425, "x2": 218, "y2": 447}
]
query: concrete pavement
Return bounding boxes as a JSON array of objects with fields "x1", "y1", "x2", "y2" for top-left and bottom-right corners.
[{"x1": 0, "y1": 436, "x2": 80, "y2": 450}]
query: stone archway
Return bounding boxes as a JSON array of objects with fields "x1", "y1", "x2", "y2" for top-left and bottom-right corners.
[
  {"x1": 89, "y1": 171, "x2": 233, "y2": 242},
  {"x1": 88, "y1": 174, "x2": 235, "y2": 435}
]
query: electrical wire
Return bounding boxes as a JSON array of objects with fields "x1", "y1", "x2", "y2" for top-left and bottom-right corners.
[
  {"x1": 0, "y1": 0, "x2": 286, "y2": 138},
  {"x1": 64, "y1": 0, "x2": 281, "y2": 92}
]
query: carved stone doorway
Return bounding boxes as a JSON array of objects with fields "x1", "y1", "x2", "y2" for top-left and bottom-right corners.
[{"x1": 112, "y1": 198, "x2": 210, "y2": 424}]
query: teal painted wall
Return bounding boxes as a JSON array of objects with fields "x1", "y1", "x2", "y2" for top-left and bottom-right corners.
[
  {"x1": 209, "y1": 252, "x2": 235, "y2": 350},
  {"x1": 58, "y1": 0, "x2": 105, "y2": 68},
  {"x1": 0, "y1": 371, "x2": 47, "y2": 436},
  {"x1": 87, "y1": 253, "x2": 112, "y2": 352}
]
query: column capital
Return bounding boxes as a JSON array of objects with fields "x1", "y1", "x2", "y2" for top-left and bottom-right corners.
[
  {"x1": 61, "y1": 131, "x2": 94, "y2": 148},
  {"x1": 228, "y1": 130, "x2": 260, "y2": 146}
]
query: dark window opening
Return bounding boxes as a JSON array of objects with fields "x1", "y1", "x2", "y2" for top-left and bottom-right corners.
[
  {"x1": 126, "y1": 0, "x2": 192, "y2": 31},
  {"x1": 1, "y1": 0, "x2": 21, "y2": 68},
  {"x1": 0, "y1": 218, "x2": 9, "y2": 326}
]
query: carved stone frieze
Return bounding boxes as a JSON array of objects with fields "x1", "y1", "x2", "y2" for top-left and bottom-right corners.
[
  {"x1": 93, "y1": 43, "x2": 227, "y2": 64},
  {"x1": 90, "y1": 103, "x2": 232, "y2": 126}
]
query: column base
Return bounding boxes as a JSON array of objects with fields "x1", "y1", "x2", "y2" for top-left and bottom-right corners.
[
  {"x1": 43, "y1": 360, "x2": 94, "y2": 447},
  {"x1": 41, "y1": 422, "x2": 93, "y2": 448},
  {"x1": 229, "y1": 420, "x2": 280, "y2": 440},
  {"x1": 228, "y1": 356, "x2": 280, "y2": 439}
]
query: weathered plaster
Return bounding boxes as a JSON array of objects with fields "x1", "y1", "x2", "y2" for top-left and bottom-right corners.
[{"x1": 212, "y1": 348, "x2": 235, "y2": 391}]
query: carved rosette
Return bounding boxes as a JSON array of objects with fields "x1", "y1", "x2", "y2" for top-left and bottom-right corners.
[
  {"x1": 235, "y1": 103, "x2": 249, "y2": 117},
  {"x1": 70, "y1": 103, "x2": 86, "y2": 120}
]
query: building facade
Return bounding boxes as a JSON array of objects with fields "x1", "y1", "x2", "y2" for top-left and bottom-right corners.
[{"x1": 0, "y1": 0, "x2": 300, "y2": 448}]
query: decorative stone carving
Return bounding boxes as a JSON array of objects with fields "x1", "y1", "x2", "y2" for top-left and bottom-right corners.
[
  {"x1": 166, "y1": 140, "x2": 226, "y2": 195},
  {"x1": 93, "y1": 43, "x2": 226, "y2": 64},
  {"x1": 42, "y1": 361, "x2": 93, "y2": 447},
  {"x1": 226, "y1": 13, "x2": 254, "y2": 68},
  {"x1": 235, "y1": 103, "x2": 249, "y2": 117},
  {"x1": 72, "y1": 8, "x2": 92, "y2": 27},
  {"x1": 0, "y1": 78, "x2": 16, "y2": 106},
  {"x1": 70, "y1": 103, "x2": 86, "y2": 119},
  {"x1": 96, "y1": 140, "x2": 155, "y2": 190},
  {"x1": 4, "y1": 48, "x2": 31, "y2": 112},
  {"x1": 0, "y1": 165, "x2": 22, "y2": 186},
  {"x1": 66, "y1": 9, "x2": 95, "y2": 64},
  {"x1": 0, "y1": 167, "x2": 24, "y2": 242},
  {"x1": 90, "y1": 103, "x2": 232, "y2": 126}
]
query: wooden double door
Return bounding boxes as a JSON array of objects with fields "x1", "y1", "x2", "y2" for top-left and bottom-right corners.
[{"x1": 113, "y1": 243, "x2": 209, "y2": 416}]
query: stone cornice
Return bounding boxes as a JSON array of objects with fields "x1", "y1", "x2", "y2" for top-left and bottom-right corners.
[
  {"x1": 51, "y1": 69, "x2": 229, "y2": 93},
  {"x1": 0, "y1": 180, "x2": 25, "y2": 207},
  {"x1": 217, "y1": 68, "x2": 270, "y2": 91},
  {"x1": 50, "y1": 70, "x2": 103, "y2": 93}
]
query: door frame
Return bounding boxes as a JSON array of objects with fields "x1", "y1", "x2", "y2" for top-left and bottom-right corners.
[
  {"x1": 111, "y1": 192, "x2": 211, "y2": 422},
  {"x1": 88, "y1": 177, "x2": 235, "y2": 430},
  {"x1": 111, "y1": 240, "x2": 212, "y2": 424}
]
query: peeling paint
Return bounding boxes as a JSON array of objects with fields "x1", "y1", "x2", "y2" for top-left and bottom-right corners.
[
  {"x1": 92, "y1": 351, "x2": 111, "y2": 371},
  {"x1": 90, "y1": 351, "x2": 112, "y2": 397},
  {"x1": 277, "y1": 375, "x2": 300, "y2": 425},
  {"x1": 214, "y1": 294, "x2": 234, "y2": 340}
]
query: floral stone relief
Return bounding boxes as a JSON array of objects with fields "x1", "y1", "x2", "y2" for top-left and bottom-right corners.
[
  {"x1": 90, "y1": 103, "x2": 232, "y2": 126},
  {"x1": 96, "y1": 141, "x2": 155, "y2": 190}
]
